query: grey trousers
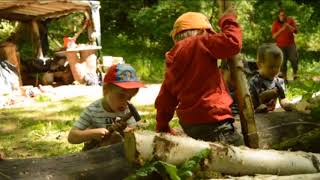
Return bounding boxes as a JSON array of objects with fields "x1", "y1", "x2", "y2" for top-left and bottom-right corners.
[
  {"x1": 180, "y1": 119, "x2": 244, "y2": 146},
  {"x1": 280, "y1": 44, "x2": 299, "y2": 77}
]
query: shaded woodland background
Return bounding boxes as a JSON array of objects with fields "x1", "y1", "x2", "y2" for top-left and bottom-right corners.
[{"x1": 0, "y1": 0, "x2": 319, "y2": 82}]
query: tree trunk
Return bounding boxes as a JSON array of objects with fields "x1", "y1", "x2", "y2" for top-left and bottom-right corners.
[
  {"x1": 0, "y1": 143, "x2": 136, "y2": 180},
  {"x1": 124, "y1": 130, "x2": 320, "y2": 176},
  {"x1": 31, "y1": 20, "x2": 43, "y2": 59},
  {"x1": 251, "y1": 111, "x2": 319, "y2": 149}
]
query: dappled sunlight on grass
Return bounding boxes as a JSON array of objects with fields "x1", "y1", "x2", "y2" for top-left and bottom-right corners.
[
  {"x1": 0, "y1": 97, "x2": 178, "y2": 159},
  {"x1": 0, "y1": 96, "x2": 91, "y2": 159}
]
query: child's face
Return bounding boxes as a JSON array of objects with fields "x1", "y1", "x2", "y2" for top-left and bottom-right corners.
[
  {"x1": 258, "y1": 55, "x2": 282, "y2": 80},
  {"x1": 104, "y1": 87, "x2": 138, "y2": 112}
]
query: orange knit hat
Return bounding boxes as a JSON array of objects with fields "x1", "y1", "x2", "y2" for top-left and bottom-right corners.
[{"x1": 171, "y1": 12, "x2": 214, "y2": 39}]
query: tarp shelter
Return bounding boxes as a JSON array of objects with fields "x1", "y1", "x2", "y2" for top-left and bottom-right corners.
[
  {"x1": 0, "y1": 0, "x2": 101, "y2": 47},
  {"x1": 0, "y1": 0, "x2": 101, "y2": 87}
]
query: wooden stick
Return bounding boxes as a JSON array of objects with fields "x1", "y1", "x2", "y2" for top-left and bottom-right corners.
[{"x1": 217, "y1": 0, "x2": 259, "y2": 148}]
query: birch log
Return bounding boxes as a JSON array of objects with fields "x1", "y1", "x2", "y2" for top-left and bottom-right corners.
[{"x1": 124, "y1": 130, "x2": 320, "y2": 176}]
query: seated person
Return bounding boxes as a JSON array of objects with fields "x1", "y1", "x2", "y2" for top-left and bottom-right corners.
[
  {"x1": 67, "y1": 64, "x2": 145, "y2": 151},
  {"x1": 249, "y1": 43, "x2": 294, "y2": 113}
]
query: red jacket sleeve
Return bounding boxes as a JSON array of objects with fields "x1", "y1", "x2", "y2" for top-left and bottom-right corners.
[
  {"x1": 204, "y1": 13, "x2": 242, "y2": 59},
  {"x1": 155, "y1": 81, "x2": 178, "y2": 132},
  {"x1": 272, "y1": 21, "x2": 279, "y2": 35},
  {"x1": 288, "y1": 18, "x2": 298, "y2": 34}
]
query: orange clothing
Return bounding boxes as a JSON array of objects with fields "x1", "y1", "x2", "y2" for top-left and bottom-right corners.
[
  {"x1": 272, "y1": 17, "x2": 297, "y2": 48},
  {"x1": 171, "y1": 12, "x2": 215, "y2": 39},
  {"x1": 155, "y1": 14, "x2": 242, "y2": 131}
]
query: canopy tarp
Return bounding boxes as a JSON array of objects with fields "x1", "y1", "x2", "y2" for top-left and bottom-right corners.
[{"x1": 0, "y1": 0, "x2": 100, "y2": 21}]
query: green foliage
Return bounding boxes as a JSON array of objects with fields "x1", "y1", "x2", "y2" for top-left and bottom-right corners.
[
  {"x1": 1, "y1": 0, "x2": 320, "y2": 82},
  {"x1": 178, "y1": 148, "x2": 211, "y2": 179},
  {"x1": 285, "y1": 60, "x2": 320, "y2": 99},
  {"x1": 125, "y1": 148, "x2": 210, "y2": 180},
  {"x1": 0, "y1": 20, "x2": 16, "y2": 42},
  {"x1": 47, "y1": 13, "x2": 86, "y2": 50}
]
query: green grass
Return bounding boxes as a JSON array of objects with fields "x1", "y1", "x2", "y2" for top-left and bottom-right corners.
[
  {"x1": 0, "y1": 96, "x2": 180, "y2": 159},
  {"x1": 0, "y1": 96, "x2": 91, "y2": 158}
]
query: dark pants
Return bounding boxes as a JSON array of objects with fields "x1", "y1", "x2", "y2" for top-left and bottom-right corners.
[
  {"x1": 180, "y1": 119, "x2": 244, "y2": 146},
  {"x1": 280, "y1": 45, "x2": 299, "y2": 78}
]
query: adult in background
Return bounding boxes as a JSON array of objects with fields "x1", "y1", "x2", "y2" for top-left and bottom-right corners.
[{"x1": 272, "y1": 8, "x2": 298, "y2": 82}]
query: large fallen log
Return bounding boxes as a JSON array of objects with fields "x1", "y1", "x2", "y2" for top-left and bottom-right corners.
[
  {"x1": 0, "y1": 112, "x2": 318, "y2": 179},
  {"x1": 0, "y1": 143, "x2": 135, "y2": 180},
  {"x1": 238, "y1": 111, "x2": 320, "y2": 149},
  {"x1": 125, "y1": 130, "x2": 320, "y2": 176}
]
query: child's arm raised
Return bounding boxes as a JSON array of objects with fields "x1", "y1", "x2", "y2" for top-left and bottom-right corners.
[{"x1": 204, "y1": 6, "x2": 242, "y2": 59}]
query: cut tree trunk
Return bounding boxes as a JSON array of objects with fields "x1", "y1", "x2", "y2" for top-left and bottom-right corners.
[
  {"x1": 0, "y1": 143, "x2": 136, "y2": 180},
  {"x1": 124, "y1": 130, "x2": 320, "y2": 176},
  {"x1": 249, "y1": 111, "x2": 320, "y2": 149},
  {"x1": 272, "y1": 128, "x2": 320, "y2": 153}
]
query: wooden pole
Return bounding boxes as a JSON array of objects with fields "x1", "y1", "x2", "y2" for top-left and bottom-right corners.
[
  {"x1": 217, "y1": 0, "x2": 259, "y2": 148},
  {"x1": 31, "y1": 20, "x2": 43, "y2": 59}
]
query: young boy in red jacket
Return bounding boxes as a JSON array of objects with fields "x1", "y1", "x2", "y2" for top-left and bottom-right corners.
[{"x1": 155, "y1": 7, "x2": 243, "y2": 145}]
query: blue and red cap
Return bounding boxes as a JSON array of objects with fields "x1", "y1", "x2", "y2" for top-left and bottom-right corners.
[{"x1": 103, "y1": 64, "x2": 145, "y2": 89}]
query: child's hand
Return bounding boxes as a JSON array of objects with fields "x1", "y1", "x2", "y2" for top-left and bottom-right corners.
[
  {"x1": 255, "y1": 104, "x2": 268, "y2": 113},
  {"x1": 282, "y1": 103, "x2": 295, "y2": 112},
  {"x1": 90, "y1": 128, "x2": 109, "y2": 140},
  {"x1": 222, "y1": 6, "x2": 237, "y2": 18},
  {"x1": 114, "y1": 121, "x2": 127, "y2": 131},
  {"x1": 280, "y1": 99, "x2": 296, "y2": 112},
  {"x1": 259, "y1": 88, "x2": 278, "y2": 103},
  {"x1": 124, "y1": 126, "x2": 135, "y2": 133}
]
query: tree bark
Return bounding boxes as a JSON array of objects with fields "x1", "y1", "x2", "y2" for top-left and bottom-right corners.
[
  {"x1": 251, "y1": 111, "x2": 319, "y2": 149},
  {"x1": 124, "y1": 130, "x2": 320, "y2": 176},
  {"x1": 229, "y1": 54, "x2": 259, "y2": 148},
  {"x1": 0, "y1": 143, "x2": 136, "y2": 180}
]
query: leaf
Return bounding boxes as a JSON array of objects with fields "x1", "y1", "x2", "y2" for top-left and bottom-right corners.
[
  {"x1": 178, "y1": 148, "x2": 210, "y2": 179},
  {"x1": 124, "y1": 161, "x2": 158, "y2": 180},
  {"x1": 155, "y1": 161, "x2": 180, "y2": 180}
]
